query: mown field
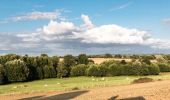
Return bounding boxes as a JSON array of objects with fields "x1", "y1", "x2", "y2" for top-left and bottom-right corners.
[{"x1": 1, "y1": 72, "x2": 170, "y2": 95}]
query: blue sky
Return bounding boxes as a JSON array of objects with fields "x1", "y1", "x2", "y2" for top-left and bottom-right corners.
[{"x1": 0, "y1": 0, "x2": 170, "y2": 55}]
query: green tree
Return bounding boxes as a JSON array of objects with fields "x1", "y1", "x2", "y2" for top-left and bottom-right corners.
[
  {"x1": 77, "y1": 54, "x2": 89, "y2": 65},
  {"x1": 71, "y1": 64, "x2": 88, "y2": 76},
  {"x1": 43, "y1": 65, "x2": 57, "y2": 78},
  {"x1": 5, "y1": 59, "x2": 29, "y2": 82},
  {"x1": 57, "y1": 61, "x2": 69, "y2": 78},
  {"x1": 0, "y1": 64, "x2": 6, "y2": 84}
]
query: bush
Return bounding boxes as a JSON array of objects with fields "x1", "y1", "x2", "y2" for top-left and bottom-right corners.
[
  {"x1": 147, "y1": 64, "x2": 160, "y2": 75},
  {"x1": 43, "y1": 65, "x2": 57, "y2": 78},
  {"x1": 132, "y1": 77, "x2": 153, "y2": 84},
  {"x1": 71, "y1": 64, "x2": 88, "y2": 76},
  {"x1": 157, "y1": 63, "x2": 170, "y2": 72},
  {"x1": 98, "y1": 64, "x2": 108, "y2": 76},
  {"x1": 101, "y1": 60, "x2": 116, "y2": 67},
  {"x1": 5, "y1": 59, "x2": 29, "y2": 82},
  {"x1": 0, "y1": 64, "x2": 6, "y2": 84},
  {"x1": 86, "y1": 64, "x2": 108, "y2": 77},
  {"x1": 115, "y1": 63, "x2": 151, "y2": 76},
  {"x1": 108, "y1": 63, "x2": 123, "y2": 76}
]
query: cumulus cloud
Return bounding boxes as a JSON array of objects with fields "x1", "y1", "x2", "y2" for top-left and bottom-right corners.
[
  {"x1": 17, "y1": 14, "x2": 170, "y2": 50},
  {"x1": 1, "y1": 14, "x2": 170, "y2": 55},
  {"x1": 73, "y1": 24, "x2": 150, "y2": 44},
  {"x1": 81, "y1": 14, "x2": 94, "y2": 29},
  {"x1": 42, "y1": 20, "x2": 76, "y2": 35}
]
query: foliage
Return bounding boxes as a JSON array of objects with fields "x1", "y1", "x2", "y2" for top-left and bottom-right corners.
[
  {"x1": 57, "y1": 61, "x2": 69, "y2": 78},
  {"x1": 43, "y1": 65, "x2": 57, "y2": 78},
  {"x1": 77, "y1": 54, "x2": 89, "y2": 65},
  {"x1": 0, "y1": 64, "x2": 6, "y2": 84},
  {"x1": 86, "y1": 64, "x2": 108, "y2": 77},
  {"x1": 108, "y1": 63, "x2": 123, "y2": 76},
  {"x1": 71, "y1": 64, "x2": 88, "y2": 76},
  {"x1": 5, "y1": 59, "x2": 29, "y2": 82},
  {"x1": 157, "y1": 63, "x2": 170, "y2": 72}
]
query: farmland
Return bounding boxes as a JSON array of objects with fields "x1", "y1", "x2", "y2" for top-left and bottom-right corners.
[{"x1": 1, "y1": 73, "x2": 170, "y2": 100}]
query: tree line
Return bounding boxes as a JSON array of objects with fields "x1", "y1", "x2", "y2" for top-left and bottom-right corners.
[{"x1": 0, "y1": 54, "x2": 170, "y2": 85}]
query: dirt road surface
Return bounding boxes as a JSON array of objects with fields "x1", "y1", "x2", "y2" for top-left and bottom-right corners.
[{"x1": 1, "y1": 80, "x2": 170, "y2": 100}]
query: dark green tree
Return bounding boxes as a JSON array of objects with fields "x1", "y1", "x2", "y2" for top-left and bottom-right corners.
[
  {"x1": 5, "y1": 60, "x2": 29, "y2": 82},
  {"x1": 77, "y1": 54, "x2": 89, "y2": 65}
]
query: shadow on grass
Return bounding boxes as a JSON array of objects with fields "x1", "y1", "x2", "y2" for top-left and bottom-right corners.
[
  {"x1": 108, "y1": 95, "x2": 145, "y2": 100},
  {"x1": 19, "y1": 90, "x2": 89, "y2": 100}
]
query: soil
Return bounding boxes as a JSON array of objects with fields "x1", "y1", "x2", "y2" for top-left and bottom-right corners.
[{"x1": 1, "y1": 79, "x2": 170, "y2": 100}]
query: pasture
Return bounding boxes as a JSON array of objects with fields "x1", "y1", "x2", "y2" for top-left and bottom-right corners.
[{"x1": 1, "y1": 72, "x2": 170, "y2": 95}]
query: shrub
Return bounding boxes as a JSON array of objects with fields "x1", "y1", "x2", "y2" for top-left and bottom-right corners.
[
  {"x1": 101, "y1": 60, "x2": 116, "y2": 67},
  {"x1": 108, "y1": 63, "x2": 123, "y2": 76},
  {"x1": 132, "y1": 77, "x2": 153, "y2": 84},
  {"x1": 57, "y1": 61, "x2": 69, "y2": 78},
  {"x1": 98, "y1": 64, "x2": 108, "y2": 76},
  {"x1": 36, "y1": 67, "x2": 44, "y2": 79},
  {"x1": 71, "y1": 64, "x2": 88, "y2": 76},
  {"x1": 86, "y1": 64, "x2": 99, "y2": 76},
  {"x1": 43, "y1": 65, "x2": 57, "y2": 78},
  {"x1": 157, "y1": 63, "x2": 170, "y2": 72},
  {"x1": 86, "y1": 64, "x2": 108, "y2": 77},
  {"x1": 0, "y1": 64, "x2": 6, "y2": 84},
  {"x1": 147, "y1": 64, "x2": 160, "y2": 75},
  {"x1": 130, "y1": 62, "x2": 149, "y2": 76},
  {"x1": 121, "y1": 63, "x2": 150, "y2": 76},
  {"x1": 140, "y1": 58, "x2": 151, "y2": 65},
  {"x1": 5, "y1": 59, "x2": 29, "y2": 82}
]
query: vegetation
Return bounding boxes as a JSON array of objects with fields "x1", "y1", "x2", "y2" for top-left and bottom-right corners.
[
  {"x1": 0, "y1": 54, "x2": 170, "y2": 85},
  {"x1": 1, "y1": 73, "x2": 170, "y2": 95}
]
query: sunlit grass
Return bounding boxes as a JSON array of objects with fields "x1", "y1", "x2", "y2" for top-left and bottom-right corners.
[{"x1": 0, "y1": 72, "x2": 170, "y2": 95}]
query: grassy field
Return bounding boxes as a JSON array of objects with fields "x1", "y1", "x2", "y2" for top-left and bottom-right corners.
[{"x1": 1, "y1": 72, "x2": 170, "y2": 95}]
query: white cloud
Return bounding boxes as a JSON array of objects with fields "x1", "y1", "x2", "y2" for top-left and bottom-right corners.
[
  {"x1": 73, "y1": 24, "x2": 150, "y2": 45},
  {"x1": 13, "y1": 14, "x2": 170, "y2": 54},
  {"x1": 109, "y1": 2, "x2": 132, "y2": 12},
  {"x1": 12, "y1": 10, "x2": 61, "y2": 21},
  {"x1": 163, "y1": 18, "x2": 170, "y2": 25},
  {"x1": 81, "y1": 14, "x2": 94, "y2": 29},
  {"x1": 42, "y1": 20, "x2": 76, "y2": 35}
]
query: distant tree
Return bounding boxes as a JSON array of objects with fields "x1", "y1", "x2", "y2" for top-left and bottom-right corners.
[
  {"x1": 140, "y1": 58, "x2": 151, "y2": 65},
  {"x1": 41, "y1": 54, "x2": 48, "y2": 57},
  {"x1": 77, "y1": 54, "x2": 89, "y2": 65},
  {"x1": 114, "y1": 54, "x2": 122, "y2": 58},
  {"x1": 51, "y1": 56, "x2": 59, "y2": 69},
  {"x1": 63, "y1": 55, "x2": 76, "y2": 67},
  {"x1": 104, "y1": 53, "x2": 113, "y2": 58}
]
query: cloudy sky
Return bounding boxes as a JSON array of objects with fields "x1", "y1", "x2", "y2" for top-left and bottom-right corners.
[{"x1": 0, "y1": 0, "x2": 170, "y2": 55}]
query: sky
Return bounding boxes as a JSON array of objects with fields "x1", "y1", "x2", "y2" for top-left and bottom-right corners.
[{"x1": 0, "y1": 0, "x2": 170, "y2": 55}]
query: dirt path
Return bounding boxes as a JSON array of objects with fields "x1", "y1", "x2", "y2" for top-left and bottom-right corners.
[{"x1": 1, "y1": 80, "x2": 170, "y2": 100}]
